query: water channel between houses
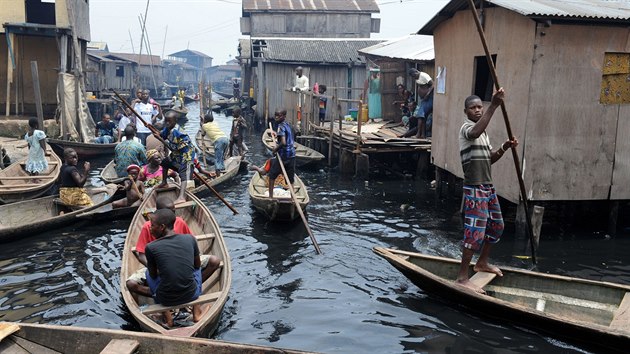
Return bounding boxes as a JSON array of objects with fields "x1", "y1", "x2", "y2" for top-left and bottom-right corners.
[{"x1": 0, "y1": 102, "x2": 629, "y2": 353}]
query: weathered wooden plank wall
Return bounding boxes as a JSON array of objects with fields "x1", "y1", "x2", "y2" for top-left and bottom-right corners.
[{"x1": 249, "y1": 13, "x2": 372, "y2": 38}]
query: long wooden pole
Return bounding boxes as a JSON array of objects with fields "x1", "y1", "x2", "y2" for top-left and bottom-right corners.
[
  {"x1": 113, "y1": 90, "x2": 239, "y2": 215},
  {"x1": 270, "y1": 123, "x2": 321, "y2": 254},
  {"x1": 198, "y1": 80, "x2": 208, "y2": 168},
  {"x1": 466, "y1": 0, "x2": 536, "y2": 264}
]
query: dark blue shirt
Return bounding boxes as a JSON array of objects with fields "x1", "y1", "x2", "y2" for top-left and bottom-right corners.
[
  {"x1": 276, "y1": 121, "x2": 295, "y2": 160},
  {"x1": 96, "y1": 121, "x2": 116, "y2": 137}
]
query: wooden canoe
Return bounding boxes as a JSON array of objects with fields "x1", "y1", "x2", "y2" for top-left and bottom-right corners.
[
  {"x1": 163, "y1": 105, "x2": 188, "y2": 119},
  {"x1": 0, "y1": 322, "x2": 312, "y2": 353},
  {"x1": 373, "y1": 247, "x2": 630, "y2": 352},
  {"x1": 0, "y1": 185, "x2": 118, "y2": 243},
  {"x1": 0, "y1": 148, "x2": 61, "y2": 204},
  {"x1": 48, "y1": 138, "x2": 117, "y2": 158},
  {"x1": 120, "y1": 186, "x2": 231, "y2": 338},
  {"x1": 190, "y1": 156, "x2": 242, "y2": 197},
  {"x1": 248, "y1": 172, "x2": 309, "y2": 221},
  {"x1": 100, "y1": 159, "x2": 126, "y2": 184},
  {"x1": 262, "y1": 129, "x2": 324, "y2": 167}
]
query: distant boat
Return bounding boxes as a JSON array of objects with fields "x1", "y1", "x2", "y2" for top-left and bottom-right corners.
[
  {"x1": 213, "y1": 90, "x2": 233, "y2": 99},
  {"x1": 373, "y1": 247, "x2": 630, "y2": 353},
  {"x1": 189, "y1": 156, "x2": 242, "y2": 198},
  {"x1": 262, "y1": 129, "x2": 325, "y2": 167},
  {"x1": 248, "y1": 172, "x2": 309, "y2": 221},
  {"x1": 47, "y1": 138, "x2": 117, "y2": 159},
  {"x1": 0, "y1": 322, "x2": 309, "y2": 353},
  {"x1": 0, "y1": 147, "x2": 61, "y2": 204}
]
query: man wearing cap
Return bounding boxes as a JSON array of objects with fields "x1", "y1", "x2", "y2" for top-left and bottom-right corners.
[
  {"x1": 114, "y1": 125, "x2": 147, "y2": 177},
  {"x1": 414, "y1": 71, "x2": 434, "y2": 139}
]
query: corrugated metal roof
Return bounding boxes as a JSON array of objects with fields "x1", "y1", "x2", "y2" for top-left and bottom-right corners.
[
  {"x1": 358, "y1": 35, "x2": 434, "y2": 61},
  {"x1": 243, "y1": 0, "x2": 380, "y2": 13},
  {"x1": 168, "y1": 49, "x2": 212, "y2": 59},
  {"x1": 254, "y1": 38, "x2": 384, "y2": 64},
  {"x1": 418, "y1": 0, "x2": 630, "y2": 35},
  {"x1": 107, "y1": 53, "x2": 163, "y2": 67}
]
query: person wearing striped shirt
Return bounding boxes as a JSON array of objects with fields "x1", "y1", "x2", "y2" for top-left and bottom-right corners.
[{"x1": 456, "y1": 88, "x2": 518, "y2": 294}]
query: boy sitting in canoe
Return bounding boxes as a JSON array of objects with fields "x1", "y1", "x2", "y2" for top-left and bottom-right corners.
[
  {"x1": 126, "y1": 196, "x2": 220, "y2": 326},
  {"x1": 112, "y1": 164, "x2": 145, "y2": 209},
  {"x1": 144, "y1": 209, "x2": 203, "y2": 327}
]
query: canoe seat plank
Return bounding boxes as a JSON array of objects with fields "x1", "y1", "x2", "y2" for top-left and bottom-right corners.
[
  {"x1": 610, "y1": 292, "x2": 630, "y2": 329},
  {"x1": 174, "y1": 200, "x2": 196, "y2": 209},
  {"x1": 0, "y1": 322, "x2": 19, "y2": 341},
  {"x1": 196, "y1": 233, "x2": 215, "y2": 241},
  {"x1": 469, "y1": 271, "x2": 497, "y2": 288},
  {"x1": 142, "y1": 291, "x2": 221, "y2": 314},
  {"x1": 100, "y1": 339, "x2": 139, "y2": 354}
]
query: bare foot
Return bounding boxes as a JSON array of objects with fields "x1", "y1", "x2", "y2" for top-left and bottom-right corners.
[
  {"x1": 192, "y1": 304, "x2": 202, "y2": 323},
  {"x1": 455, "y1": 279, "x2": 486, "y2": 294},
  {"x1": 474, "y1": 263, "x2": 503, "y2": 277}
]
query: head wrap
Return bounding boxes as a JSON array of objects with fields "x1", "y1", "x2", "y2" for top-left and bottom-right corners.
[{"x1": 146, "y1": 149, "x2": 159, "y2": 161}]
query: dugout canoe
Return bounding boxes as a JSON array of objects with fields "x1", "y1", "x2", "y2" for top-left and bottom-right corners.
[
  {"x1": 373, "y1": 247, "x2": 630, "y2": 353},
  {"x1": 0, "y1": 185, "x2": 118, "y2": 243},
  {"x1": 248, "y1": 172, "x2": 309, "y2": 221},
  {"x1": 262, "y1": 129, "x2": 324, "y2": 167},
  {"x1": 195, "y1": 131, "x2": 249, "y2": 170},
  {"x1": 0, "y1": 322, "x2": 312, "y2": 353},
  {"x1": 163, "y1": 105, "x2": 188, "y2": 120},
  {"x1": 120, "y1": 186, "x2": 231, "y2": 338},
  {"x1": 48, "y1": 138, "x2": 117, "y2": 159},
  {"x1": 100, "y1": 159, "x2": 126, "y2": 184},
  {"x1": 190, "y1": 156, "x2": 242, "y2": 197},
  {"x1": 0, "y1": 147, "x2": 61, "y2": 204}
]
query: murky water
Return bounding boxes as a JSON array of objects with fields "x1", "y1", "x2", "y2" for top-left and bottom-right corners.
[{"x1": 1, "y1": 103, "x2": 629, "y2": 353}]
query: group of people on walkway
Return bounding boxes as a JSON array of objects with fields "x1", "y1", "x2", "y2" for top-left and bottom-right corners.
[{"x1": 396, "y1": 69, "x2": 434, "y2": 139}]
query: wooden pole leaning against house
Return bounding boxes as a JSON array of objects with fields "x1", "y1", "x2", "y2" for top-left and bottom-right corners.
[
  {"x1": 466, "y1": 0, "x2": 537, "y2": 264},
  {"x1": 113, "y1": 90, "x2": 239, "y2": 215}
]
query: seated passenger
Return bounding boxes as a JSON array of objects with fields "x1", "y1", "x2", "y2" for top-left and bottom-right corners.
[
  {"x1": 112, "y1": 164, "x2": 145, "y2": 209},
  {"x1": 59, "y1": 148, "x2": 93, "y2": 207}
]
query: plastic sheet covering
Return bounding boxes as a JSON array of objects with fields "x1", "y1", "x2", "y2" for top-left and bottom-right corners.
[{"x1": 58, "y1": 73, "x2": 96, "y2": 142}]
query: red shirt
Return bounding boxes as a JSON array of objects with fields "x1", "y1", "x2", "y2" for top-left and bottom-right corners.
[{"x1": 135, "y1": 216, "x2": 192, "y2": 253}]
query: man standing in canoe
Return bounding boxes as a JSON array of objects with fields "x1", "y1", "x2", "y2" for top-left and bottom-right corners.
[
  {"x1": 456, "y1": 88, "x2": 517, "y2": 293},
  {"x1": 268, "y1": 109, "x2": 295, "y2": 198}
]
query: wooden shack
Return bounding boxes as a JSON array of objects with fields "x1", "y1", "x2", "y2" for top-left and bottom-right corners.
[
  {"x1": 162, "y1": 59, "x2": 199, "y2": 89},
  {"x1": 106, "y1": 52, "x2": 163, "y2": 96},
  {"x1": 166, "y1": 49, "x2": 213, "y2": 84},
  {"x1": 418, "y1": 0, "x2": 630, "y2": 205},
  {"x1": 86, "y1": 50, "x2": 134, "y2": 94},
  {"x1": 359, "y1": 35, "x2": 435, "y2": 122},
  {"x1": 245, "y1": 38, "x2": 383, "y2": 119},
  {"x1": 0, "y1": 0, "x2": 90, "y2": 117},
  {"x1": 240, "y1": 0, "x2": 381, "y2": 39}
]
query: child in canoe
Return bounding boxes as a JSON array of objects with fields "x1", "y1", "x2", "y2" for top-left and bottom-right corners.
[{"x1": 113, "y1": 164, "x2": 145, "y2": 209}]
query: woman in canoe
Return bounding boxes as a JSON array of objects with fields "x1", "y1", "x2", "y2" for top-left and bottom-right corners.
[
  {"x1": 139, "y1": 149, "x2": 179, "y2": 188},
  {"x1": 59, "y1": 148, "x2": 93, "y2": 207}
]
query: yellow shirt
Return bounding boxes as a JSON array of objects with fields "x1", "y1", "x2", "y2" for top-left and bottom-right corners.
[{"x1": 202, "y1": 122, "x2": 227, "y2": 143}]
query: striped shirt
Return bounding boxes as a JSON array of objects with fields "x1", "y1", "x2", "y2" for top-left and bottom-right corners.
[{"x1": 459, "y1": 118, "x2": 493, "y2": 185}]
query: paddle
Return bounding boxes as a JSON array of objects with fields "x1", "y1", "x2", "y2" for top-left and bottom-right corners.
[
  {"x1": 129, "y1": 175, "x2": 143, "y2": 201},
  {"x1": 269, "y1": 122, "x2": 322, "y2": 254},
  {"x1": 466, "y1": 0, "x2": 537, "y2": 265},
  {"x1": 113, "y1": 90, "x2": 239, "y2": 215}
]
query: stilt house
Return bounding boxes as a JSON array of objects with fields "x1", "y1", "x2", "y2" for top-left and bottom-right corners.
[{"x1": 418, "y1": 0, "x2": 630, "y2": 204}]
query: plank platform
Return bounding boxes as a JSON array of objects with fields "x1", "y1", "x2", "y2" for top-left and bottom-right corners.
[
  {"x1": 195, "y1": 233, "x2": 215, "y2": 241},
  {"x1": 100, "y1": 339, "x2": 139, "y2": 354},
  {"x1": 174, "y1": 200, "x2": 197, "y2": 209},
  {"x1": 141, "y1": 291, "x2": 222, "y2": 314},
  {"x1": 469, "y1": 271, "x2": 497, "y2": 288},
  {"x1": 610, "y1": 292, "x2": 630, "y2": 329}
]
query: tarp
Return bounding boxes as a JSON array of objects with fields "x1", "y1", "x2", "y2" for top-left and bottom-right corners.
[{"x1": 58, "y1": 73, "x2": 95, "y2": 142}]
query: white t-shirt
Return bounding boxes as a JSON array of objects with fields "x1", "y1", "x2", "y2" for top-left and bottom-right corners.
[
  {"x1": 133, "y1": 102, "x2": 157, "y2": 133},
  {"x1": 294, "y1": 75, "x2": 309, "y2": 91},
  {"x1": 118, "y1": 115, "x2": 134, "y2": 131},
  {"x1": 121, "y1": 136, "x2": 142, "y2": 144}
]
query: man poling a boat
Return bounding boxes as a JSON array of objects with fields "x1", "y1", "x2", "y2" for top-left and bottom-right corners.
[
  {"x1": 456, "y1": 88, "x2": 518, "y2": 294},
  {"x1": 267, "y1": 109, "x2": 296, "y2": 199}
]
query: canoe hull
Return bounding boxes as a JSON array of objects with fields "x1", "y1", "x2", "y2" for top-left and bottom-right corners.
[
  {"x1": 190, "y1": 156, "x2": 242, "y2": 197},
  {"x1": 373, "y1": 247, "x2": 630, "y2": 353},
  {"x1": 3, "y1": 322, "x2": 311, "y2": 353},
  {"x1": 262, "y1": 129, "x2": 324, "y2": 167},
  {"x1": 248, "y1": 172, "x2": 309, "y2": 221},
  {"x1": 48, "y1": 139, "x2": 117, "y2": 158},
  {"x1": 120, "y1": 187, "x2": 231, "y2": 337},
  {"x1": 0, "y1": 148, "x2": 61, "y2": 204},
  {"x1": 0, "y1": 186, "x2": 117, "y2": 243},
  {"x1": 100, "y1": 159, "x2": 126, "y2": 184}
]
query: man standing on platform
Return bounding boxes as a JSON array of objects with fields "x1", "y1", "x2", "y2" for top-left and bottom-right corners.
[{"x1": 456, "y1": 88, "x2": 518, "y2": 293}]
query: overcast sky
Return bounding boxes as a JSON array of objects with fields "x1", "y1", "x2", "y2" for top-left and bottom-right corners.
[{"x1": 89, "y1": 0, "x2": 449, "y2": 65}]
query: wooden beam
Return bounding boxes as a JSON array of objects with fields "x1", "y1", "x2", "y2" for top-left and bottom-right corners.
[
  {"x1": 100, "y1": 339, "x2": 139, "y2": 354},
  {"x1": 610, "y1": 292, "x2": 630, "y2": 329},
  {"x1": 141, "y1": 291, "x2": 221, "y2": 314},
  {"x1": 31, "y1": 61, "x2": 44, "y2": 128}
]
